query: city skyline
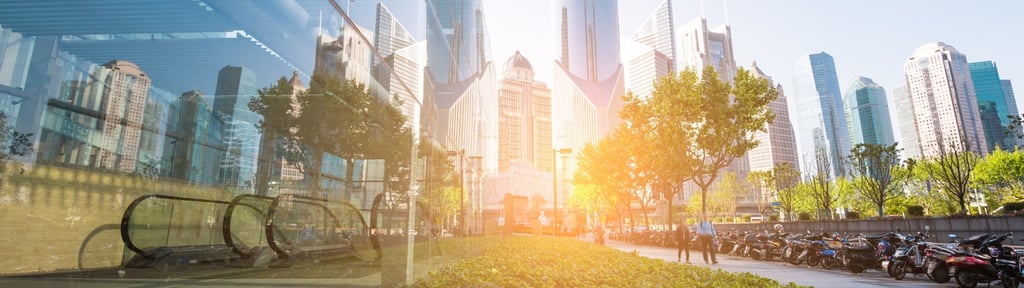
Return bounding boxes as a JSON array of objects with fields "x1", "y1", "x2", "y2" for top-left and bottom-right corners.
[{"x1": 483, "y1": 0, "x2": 1024, "y2": 132}]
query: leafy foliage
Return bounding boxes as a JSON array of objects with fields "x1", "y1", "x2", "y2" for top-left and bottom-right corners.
[
  {"x1": 972, "y1": 147, "x2": 1024, "y2": 201},
  {"x1": 922, "y1": 141, "x2": 981, "y2": 215},
  {"x1": 846, "y1": 143, "x2": 913, "y2": 217},
  {"x1": 409, "y1": 237, "x2": 804, "y2": 288}
]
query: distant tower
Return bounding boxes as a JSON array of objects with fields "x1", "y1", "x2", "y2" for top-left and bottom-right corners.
[
  {"x1": 214, "y1": 66, "x2": 261, "y2": 189},
  {"x1": 624, "y1": 0, "x2": 676, "y2": 99},
  {"x1": 892, "y1": 85, "x2": 922, "y2": 160},
  {"x1": 677, "y1": 15, "x2": 736, "y2": 83},
  {"x1": 792, "y1": 52, "x2": 850, "y2": 177},
  {"x1": 969, "y1": 61, "x2": 1019, "y2": 152},
  {"x1": 498, "y1": 51, "x2": 552, "y2": 172},
  {"x1": 902, "y1": 42, "x2": 986, "y2": 157},
  {"x1": 844, "y1": 76, "x2": 895, "y2": 147},
  {"x1": 95, "y1": 60, "x2": 151, "y2": 173},
  {"x1": 747, "y1": 61, "x2": 798, "y2": 173}
]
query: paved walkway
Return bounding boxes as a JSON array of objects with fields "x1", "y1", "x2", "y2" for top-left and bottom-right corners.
[{"x1": 601, "y1": 237, "x2": 959, "y2": 288}]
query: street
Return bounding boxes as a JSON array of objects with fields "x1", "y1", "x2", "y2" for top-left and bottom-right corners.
[{"x1": 605, "y1": 239, "x2": 961, "y2": 288}]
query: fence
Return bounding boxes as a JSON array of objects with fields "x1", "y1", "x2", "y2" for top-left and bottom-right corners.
[{"x1": 715, "y1": 216, "x2": 1024, "y2": 244}]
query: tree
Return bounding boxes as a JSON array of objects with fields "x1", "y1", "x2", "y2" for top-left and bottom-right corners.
[
  {"x1": 846, "y1": 143, "x2": 913, "y2": 218},
  {"x1": 972, "y1": 147, "x2": 1024, "y2": 201},
  {"x1": 574, "y1": 135, "x2": 632, "y2": 230},
  {"x1": 805, "y1": 145, "x2": 839, "y2": 220},
  {"x1": 0, "y1": 112, "x2": 34, "y2": 191},
  {"x1": 747, "y1": 170, "x2": 775, "y2": 219},
  {"x1": 923, "y1": 140, "x2": 981, "y2": 215},
  {"x1": 642, "y1": 66, "x2": 778, "y2": 220},
  {"x1": 763, "y1": 163, "x2": 800, "y2": 221},
  {"x1": 708, "y1": 172, "x2": 741, "y2": 218}
]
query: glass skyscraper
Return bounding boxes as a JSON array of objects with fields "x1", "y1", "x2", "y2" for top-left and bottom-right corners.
[
  {"x1": 792, "y1": 52, "x2": 850, "y2": 177},
  {"x1": 968, "y1": 61, "x2": 1020, "y2": 152},
  {"x1": 844, "y1": 76, "x2": 895, "y2": 147}
]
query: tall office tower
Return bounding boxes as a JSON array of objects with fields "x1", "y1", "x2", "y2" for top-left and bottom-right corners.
[
  {"x1": 372, "y1": 3, "x2": 415, "y2": 92},
  {"x1": 498, "y1": 51, "x2": 552, "y2": 172},
  {"x1": 747, "y1": 61, "x2": 798, "y2": 173},
  {"x1": 1003, "y1": 80, "x2": 1022, "y2": 146},
  {"x1": 624, "y1": 0, "x2": 676, "y2": 100},
  {"x1": 165, "y1": 90, "x2": 218, "y2": 184},
  {"x1": 427, "y1": 0, "x2": 497, "y2": 173},
  {"x1": 676, "y1": 14, "x2": 747, "y2": 178},
  {"x1": 92, "y1": 60, "x2": 151, "y2": 173},
  {"x1": 892, "y1": 85, "x2": 922, "y2": 160},
  {"x1": 903, "y1": 42, "x2": 986, "y2": 157},
  {"x1": 677, "y1": 16, "x2": 736, "y2": 83},
  {"x1": 844, "y1": 76, "x2": 895, "y2": 147},
  {"x1": 214, "y1": 66, "x2": 261, "y2": 190},
  {"x1": 316, "y1": 22, "x2": 374, "y2": 90},
  {"x1": 551, "y1": 0, "x2": 626, "y2": 173},
  {"x1": 792, "y1": 52, "x2": 850, "y2": 177},
  {"x1": 969, "y1": 61, "x2": 1018, "y2": 151}
]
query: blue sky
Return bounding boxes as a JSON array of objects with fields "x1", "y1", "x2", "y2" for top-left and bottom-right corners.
[{"x1": 483, "y1": 0, "x2": 1024, "y2": 113}]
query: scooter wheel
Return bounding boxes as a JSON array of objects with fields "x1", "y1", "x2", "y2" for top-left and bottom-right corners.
[{"x1": 848, "y1": 264, "x2": 864, "y2": 274}]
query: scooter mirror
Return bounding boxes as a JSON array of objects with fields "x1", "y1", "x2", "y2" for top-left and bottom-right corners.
[
  {"x1": 948, "y1": 233, "x2": 958, "y2": 239},
  {"x1": 924, "y1": 225, "x2": 930, "y2": 231}
]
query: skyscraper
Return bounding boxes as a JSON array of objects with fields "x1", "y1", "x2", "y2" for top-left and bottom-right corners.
[
  {"x1": 677, "y1": 16, "x2": 736, "y2": 83},
  {"x1": 844, "y1": 76, "x2": 895, "y2": 147},
  {"x1": 968, "y1": 61, "x2": 1018, "y2": 151},
  {"x1": 747, "y1": 61, "x2": 798, "y2": 173},
  {"x1": 892, "y1": 85, "x2": 922, "y2": 160},
  {"x1": 551, "y1": 0, "x2": 625, "y2": 173},
  {"x1": 1003, "y1": 80, "x2": 1022, "y2": 146},
  {"x1": 903, "y1": 42, "x2": 986, "y2": 157},
  {"x1": 498, "y1": 51, "x2": 552, "y2": 172},
  {"x1": 623, "y1": 0, "x2": 676, "y2": 100},
  {"x1": 214, "y1": 65, "x2": 261, "y2": 190},
  {"x1": 792, "y1": 52, "x2": 850, "y2": 177}
]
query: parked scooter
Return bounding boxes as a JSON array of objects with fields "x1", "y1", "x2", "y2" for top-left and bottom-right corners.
[
  {"x1": 891, "y1": 226, "x2": 932, "y2": 280},
  {"x1": 926, "y1": 232, "x2": 994, "y2": 284},
  {"x1": 947, "y1": 232, "x2": 1020, "y2": 288}
]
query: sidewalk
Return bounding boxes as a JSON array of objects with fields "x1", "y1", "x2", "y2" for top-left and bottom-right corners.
[{"x1": 596, "y1": 236, "x2": 955, "y2": 288}]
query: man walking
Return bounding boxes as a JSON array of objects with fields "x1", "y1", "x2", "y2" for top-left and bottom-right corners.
[
  {"x1": 696, "y1": 217, "x2": 717, "y2": 264},
  {"x1": 676, "y1": 218, "x2": 690, "y2": 263}
]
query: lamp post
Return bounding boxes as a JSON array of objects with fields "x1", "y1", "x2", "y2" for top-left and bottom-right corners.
[{"x1": 553, "y1": 148, "x2": 572, "y2": 236}]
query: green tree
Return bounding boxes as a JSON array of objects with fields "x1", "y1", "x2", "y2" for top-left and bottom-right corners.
[
  {"x1": 574, "y1": 135, "x2": 632, "y2": 229},
  {"x1": 805, "y1": 145, "x2": 839, "y2": 220},
  {"x1": 747, "y1": 170, "x2": 775, "y2": 219},
  {"x1": 767, "y1": 163, "x2": 800, "y2": 221},
  {"x1": 972, "y1": 147, "x2": 1024, "y2": 201},
  {"x1": 922, "y1": 141, "x2": 981, "y2": 215},
  {"x1": 641, "y1": 66, "x2": 777, "y2": 219},
  {"x1": 846, "y1": 143, "x2": 914, "y2": 217},
  {"x1": 0, "y1": 112, "x2": 33, "y2": 193},
  {"x1": 709, "y1": 172, "x2": 741, "y2": 218},
  {"x1": 249, "y1": 76, "x2": 299, "y2": 195}
]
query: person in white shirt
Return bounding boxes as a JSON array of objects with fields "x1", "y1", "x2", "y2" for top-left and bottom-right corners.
[{"x1": 696, "y1": 217, "x2": 717, "y2": 264}]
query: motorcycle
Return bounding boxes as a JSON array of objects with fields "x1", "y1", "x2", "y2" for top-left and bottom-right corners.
[
  {"x1": 891, "y1": 226, "x2": 932, "y2": 280},
  {"x1": 846, "y1": 232, "x2": 898, "y2": 274},
  {"x1": 926, "y1": 232, "x2": 994, "y2": 284},
  {"x1": 947, "y1": 232, "x2": 1020, "y2": 288}
]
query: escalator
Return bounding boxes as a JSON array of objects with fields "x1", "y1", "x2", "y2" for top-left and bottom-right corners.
[{"x1": 120, "y1": 193, "x2": 379, "y2": 269}]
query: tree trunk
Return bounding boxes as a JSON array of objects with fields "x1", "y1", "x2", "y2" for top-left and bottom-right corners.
[{"x1": 345, "y1": 158, "x2": 355, "y2": 203}]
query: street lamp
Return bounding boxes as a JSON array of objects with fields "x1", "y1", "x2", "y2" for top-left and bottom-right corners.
[{"x1": 553, "y1": 148, "x2": 572, "y2": 236}]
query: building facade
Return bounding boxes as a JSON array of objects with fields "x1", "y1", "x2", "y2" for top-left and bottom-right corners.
[
  {"x1": 903, "y1": 42, "x2": 987, "y2": 157},
  {"x1": 968, "y1": 61, "x2": 1019, "y2": 152},
  {"x1": 497, "y1": 51, "x2": 552, "y2": 172},
  {"x1": 792, "y1": 52, "x2": 850, "y2": 177},
  {"x1": 623, "y1": 0, "x2": 676, "y2": 101},
  {"x1": 844, "y1": 76, "x2": 895, "y2": 147},
  {"x1": 748, "y1": 61, "x2": 798, "y2": 173},
  {"x1": 677, "y1": 16, "x2": 736, "y2": 83},
  {"x1": 892, "y1": 85, "x2": 923, "y2": 159}
]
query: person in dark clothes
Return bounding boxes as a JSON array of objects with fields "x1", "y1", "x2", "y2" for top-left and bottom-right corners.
[{"x1": 676, "y1": 217, "x2": 690, "y2": 263}]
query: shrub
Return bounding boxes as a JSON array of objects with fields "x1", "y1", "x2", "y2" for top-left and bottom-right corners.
[
  {"x1": 906, "y1": 205, "x2": 925, "y2": 217},
  {"x1": 1004, "y1": 202, "x2": 1024, "y2": 213},
  {"x1": 741, "y1": 214, "x2": 752, "y2": 222},
  {"x1": 409, "y1": 236, "x2": 806, "y2": 288},
  {"x1": 798, "y1": 212, "x2": 811, "y2": 221},
  {"x1": 768, "y1": 215, "x2": 779, "y2": 222},
  {"x1": 846, "y1": 212, "x2": 860, "y2": 220}
]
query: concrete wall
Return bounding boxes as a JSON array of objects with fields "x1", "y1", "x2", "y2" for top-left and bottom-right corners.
[{"x1": 716, "y1": 216, "x2": 1024, "y2": 244}]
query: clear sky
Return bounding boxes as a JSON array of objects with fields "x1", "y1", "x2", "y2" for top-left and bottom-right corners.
[{"x1": 483, "y1": 0, "x2": 1024, "y2": 116}]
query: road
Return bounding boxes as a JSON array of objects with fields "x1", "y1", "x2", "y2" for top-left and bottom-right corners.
[{"x1": 605, "y1": 239, "x2": 961, "y2": 288}]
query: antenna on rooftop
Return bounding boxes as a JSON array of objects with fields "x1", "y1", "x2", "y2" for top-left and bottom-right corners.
[
  {"x1": 700, "y1": 0, "x2": 705, "y2": 18},
  {"x1": 724, "y1": 0, "x2": 730, "y2": 25}
]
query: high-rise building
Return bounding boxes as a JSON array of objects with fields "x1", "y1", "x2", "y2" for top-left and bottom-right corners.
[
  {"x1": 968, "y1": 61, "x2": 1018, "y2": 151},
  {"x1": 677, "y1": 16, "x2": 736, "y2": 83},
  {"x1": 317, "y1": 22, "x2": 374, "y2": 93},
  {"x1": 551, "y1": 0, "x2": 625, "y2": 175},
  {"x1": 1003, "y1": 80, "x2": 1022, "y2": 145},
  {"x1": 747, "y1": 61, "x2": 798, "y2": 173},
  {"x1": 213, "y1": 65, "x2": 261, "y2": 190},
  {"x1": 498, "y1": 51, "x2": 552, "y2": 172},
  {"x1": 372, "y1": 3, "x2": 415, "y2": 93},
  {"x1": 844, "y1": 76, "x2": 895, "y2": 147},
  {"x1": 165, "y1": 89, "x2": 221, "y2": 185},
  {"x1": 892, "y1": 85, "x2": 922, "y2": 160},
  {"x1": 903, "y1": 42, "x2": 986, "y2": 157},
  {"x1": 792, "y1": 52, "x2": 850, "y2": 177},
  {"x1": 623, "y1": 0, "x2": 676, "y2": 100}
]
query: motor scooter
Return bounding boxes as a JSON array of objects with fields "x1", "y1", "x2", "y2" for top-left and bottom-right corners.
[{"x1": 947, "y1": 232, "x2": 1019, "y2": 288}]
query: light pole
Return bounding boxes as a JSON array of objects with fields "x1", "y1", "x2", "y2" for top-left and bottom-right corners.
[{"x1": 553, "y1": 148, "x2": 572, "y2": 236}]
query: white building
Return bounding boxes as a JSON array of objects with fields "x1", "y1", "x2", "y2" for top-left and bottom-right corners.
[{"x1": 902, "y1": 42, "x2": 987, "y2": 157}]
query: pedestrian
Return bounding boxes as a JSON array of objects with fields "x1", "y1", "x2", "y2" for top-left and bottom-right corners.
[
  {"x1": 696, "y1": 216, "x2": 717, "y2": 264},
  {"x1": 676, "y1": 217, "x2": 690, "y2": 263}
]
